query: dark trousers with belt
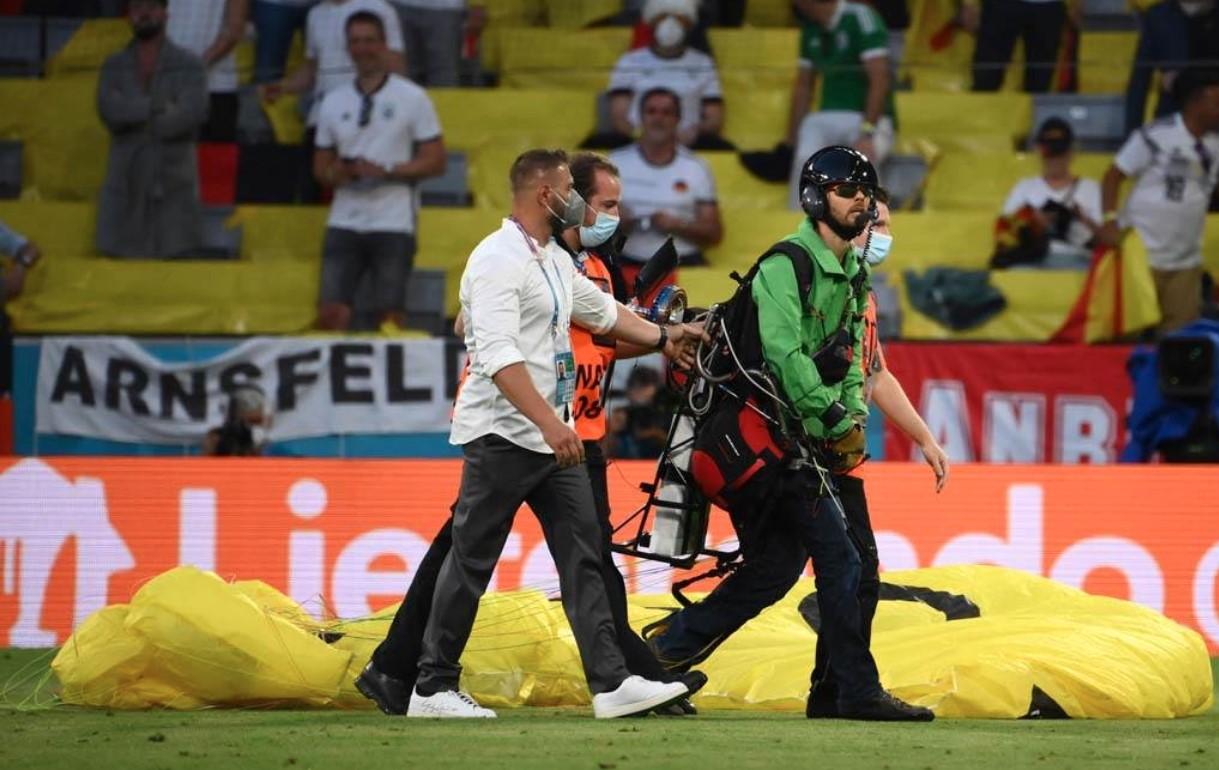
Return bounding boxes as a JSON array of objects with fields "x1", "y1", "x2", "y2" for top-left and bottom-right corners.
[
  {"x1": 371, "y1": 439, "x2": 668, "y2": 692},
  {"x1": 411, "y1": 435, "x2": 631, "y2": 695},
  {"x1": 652, "y1": 471, "x2": 883, "y2": 706},
  {"x1": 971, "y1": 0, "x2": 1067, "y2": 93}
]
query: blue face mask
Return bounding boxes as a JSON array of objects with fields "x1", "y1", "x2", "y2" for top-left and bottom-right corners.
[
  {"x1": 864, "y1": 231, "x2": 893, "y2": 266},
  {"x1": 579, "y1": 210, "x2": 620, "y2": 248}
]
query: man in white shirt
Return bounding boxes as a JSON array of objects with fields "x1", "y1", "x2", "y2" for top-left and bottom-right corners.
[
  {"x1": 167, "y1": 0, "x2": 248, "y2": 142},
  {"x1": 410, "y1": 149, "x2": 704, "y2": 719},
  {"x1": 1100, "y1": 70, "x2": 1219, "y2": 333},
  {"x1": 1000, "y1": 117, "x2": 1103, "y2": 267},
  {"x1": 312, "y1": 10, "x2": 445, "y2": 330},
  {"x1": 264, "y1": 0, "x2": 405, "y2": 126},
  {"x1": 606, "y1": 0, "x2": 726, "y2": 149},
  {"x1": 610, "y1": 87, "x2": 722, "y2": 290}
]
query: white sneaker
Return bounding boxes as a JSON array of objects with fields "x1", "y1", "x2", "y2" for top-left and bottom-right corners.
[
  {"x1": 592, "y1": 675, "x2": 689, "y2": 719},
  {"x1": 407, "y1": 688, "x2": 497, "y2": 719}
]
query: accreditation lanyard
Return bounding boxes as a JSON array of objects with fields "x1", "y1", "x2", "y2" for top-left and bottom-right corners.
[{"x1": 511, "y1": 218, "x2": 576, "y2": 409}]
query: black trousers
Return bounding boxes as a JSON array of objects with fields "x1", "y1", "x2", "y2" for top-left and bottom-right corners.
[
  {"x1": 200, "y1": 92, "x2": 238, "y2": 143},
  {"x1": 652, "y1": 473, "x2": 883, "y2": 705},
  {"x1": 971, "y1": 0, "x2": 1067, "y2": 93},
  {"x1": 372, "y1": 439, "x2": 666, "y2": 695}
]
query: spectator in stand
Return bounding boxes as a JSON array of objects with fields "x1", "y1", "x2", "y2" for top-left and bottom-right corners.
[
  {"x1": 312, "y1": 10, "x2": 445, "y2": 330},
  {"x1": 609, "y1": 87, "x2": 722, "y2": 289},
  {"x1": 1, "y1": 220, "x2": 40, "y2": 397},
  {"x1": 999, "y1": 117, "x2": 1102, "y2": 267},
  {"x1": 1125, "y1": 0, "x2": 1219, "y2": 137},
  {"x1": 95, "y1": 0, "x2": 209, "y2": 258},
  {"x1": 263, "y1": 0, "x2": 405, "y2": 200},
  {"x1": 787, "y1": 0, "x2": 896, "y2": 209},
  {"x1": 605, "y1": 0, "x2": 727, "y2": 150},
  {"x1": 167, "y1": 0, "x2": 248, "y2": 142},
  {"x1": 1101, "y1": 69, "x2": 1219, "y2": 334},
  {"x1": 966, "y1": 0, "x2": 1067, "y2": 93},
  {"x1": 389, "y1": 0, "x2": 467, "y2": 87},
  {"x1": 252, "y1": 0, "x2": 318, "y2": 83}
]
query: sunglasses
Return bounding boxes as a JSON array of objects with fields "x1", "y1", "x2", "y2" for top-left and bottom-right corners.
[
  {"x1": 359, "y1": 93, "x2": 374, "y2": 128},
  {"x1": 829, "y1": 183, "x2": 873, "y2": 199}
]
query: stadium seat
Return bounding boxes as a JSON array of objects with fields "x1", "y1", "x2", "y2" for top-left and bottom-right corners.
[
  {"x1": 1031, "y1": 94, "x2": 1126, "y2": 151},
  {"x1": 895, "y1": 91, "x2": 1031, "y2": 151},
  {"x1": 0, "y1": 15, "x2": 46, "y2": 76},
  {"x1": 675, "y1": 265, "x2": 740, "y2": 309},
  {"x1": 706, "y1": 28, "x2": 798, "y2": 94},
  {"x1": 886, "y1": 211, "x2": 995, "y2": 270},
  {"x1": 720, "y1": 84, "x2": 788, "y2": 150},
  {"x1": 0, "y1": 140, "x2": 20, "y2": 199},
  {"x1": 878, "y1": 154, "x2": 929, "y2": 210},
  {"x1": 496, "y1": 27, "x2": 630, "y2": 90},
  {"x1": 704, "y1": 209, "x2": 808, "y2": 273},
  {"x1": 923, "y1": 151, "x2": 1113, "y2": 211},
  {"x1": 406, "y1": 269, "x2": 448, "y2": 335},
  {"x1": 1205, "y1": 215, "x2": 1219, "y2": 276},
  {"x1": 696, "y1": 151, "x2": 787, "y2": 211},
  {"x1": 1077, "y1": 31, "x2": 1137, "y2": 95},
  {"x1": 743, "y1": 0, "x2": 796, "y2": 27},
  {"x1": 45, "y1": 18, "x2": 126, "y2": 78},
  {"x1": 428, "y1": 88, "x2": 595, "y2": 153},
  {"x1": 542, "y1": 0, "x2": 622, "y2": 28},
  {"x1": 198, "y1": 205, "x2": 243, "y2": 260},
  {"x1": 0, "y1": 75, "x2": 107, "y2": 200},
  {"x1": 420, "y1": 151, "x2": 471, "y2": 207}
]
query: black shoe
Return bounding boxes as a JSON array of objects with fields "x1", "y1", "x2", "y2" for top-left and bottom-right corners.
[
  {"x1": 654, "y1": 697, "x2": 698, "y2": 716},
  {"x1": 652, "y1": 670, "x2": 706, "y2": 715},
  {"x1": 354, "y1": 661, "x2": 410, "y2": 715},
  {"x1": 805, "y1": 683, "x2": 839, "y2": 719},
  {"x1": 838, "y1": 691, "x2": 934, "y2": 722}
]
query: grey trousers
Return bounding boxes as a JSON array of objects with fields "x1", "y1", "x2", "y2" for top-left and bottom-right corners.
[
  {"x1": 415, "y1": 434, "x2": 631, "y2": 694},
  {"x1": 393, "y1": 3, "x2": 462, "y2": 87}
]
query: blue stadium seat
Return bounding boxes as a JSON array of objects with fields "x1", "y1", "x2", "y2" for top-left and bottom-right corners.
[{"x1": 420, "y1": 151, "x2": 470, "y2": 207}]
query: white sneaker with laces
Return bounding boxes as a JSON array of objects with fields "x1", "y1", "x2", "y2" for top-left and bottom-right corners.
[
  {"x1": 407, "y1": 688, "x2": 497, "y2": 719},
  {"x1": 592, "y1": 675, "x2": 689, "y2": 719}
]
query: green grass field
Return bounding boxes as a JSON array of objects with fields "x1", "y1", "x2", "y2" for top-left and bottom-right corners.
[{"x1": 1, "y1": 649, "x2": 1216, "y2": 770}]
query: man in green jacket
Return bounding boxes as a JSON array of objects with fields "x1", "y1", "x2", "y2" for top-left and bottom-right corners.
[{"x1": 648, "y1": 146, "x2": 932, "y2": 722}]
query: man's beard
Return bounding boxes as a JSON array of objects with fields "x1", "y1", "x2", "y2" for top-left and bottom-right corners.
[
  {"x1": 133, "y1": 21, "x2": 164, "y2": 40},
  {"x1": 821, "y1": 207, "x2": 870, "y2": 241}
]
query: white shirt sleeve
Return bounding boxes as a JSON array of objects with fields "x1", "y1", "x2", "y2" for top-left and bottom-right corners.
[
  {"x1": 1114, "y1": 130, "x2": 1154, "y2": 178},
  {"x1": 411, "y1": 91, "x2": 443, "y2": 142},
  {"x1": 702, "y1": 56, "x2": 723, "y2": 100},
  {"x1": 305, "y1": 9, "x2": 321, "y2": 61},
  {"x1": 1001, "y1": 178, "x2": 1031, "y2": 216},
  {"x1": 694, "y1": 157, "x2": 718, "y2": 203},
  {"x1": 314, "y1": 101, "x2": 336, "y2": 148},
  {"x1": 1076, "y1": 179, "x2": 1103, "y2": 224},
  {"x1": 467, "y1": 251, "x2": 527, "y2": 378},
  {"x1": 570, "y1": 271, "x2": 619, "y2": 334},
  {"x1": 607, "y1": 52, "x2": 637, "y2": 94}
]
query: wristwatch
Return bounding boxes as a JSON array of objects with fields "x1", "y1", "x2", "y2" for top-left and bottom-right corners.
[
  {"x1": 859, "y1": 120, "x2": 876, "y2": 137},
  {"x1": 654, "y1": 324, "x2": 669, "y2": 351}
]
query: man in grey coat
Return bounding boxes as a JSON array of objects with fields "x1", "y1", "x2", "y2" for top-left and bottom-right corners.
[{"x1": 95, "y1": 0, "x2": 209, "y2": 259}]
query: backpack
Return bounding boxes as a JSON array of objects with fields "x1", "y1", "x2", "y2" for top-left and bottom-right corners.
[{"x1": 687, "y1": 240, "x2": 865, "y2": 510}]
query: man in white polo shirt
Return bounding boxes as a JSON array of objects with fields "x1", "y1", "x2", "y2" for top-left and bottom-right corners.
[
  {"x1": 1101, "y1": 69, "x2": 1219, "y2": 333},
  {"x1": 410, "y1": 148, "x2": 704, "y2": 719},
  {"x1": 610, "y1": 87, "x2": 722, "y2": 291},
  {"x1": 312, "y1": 10, "x2": 445, "y2": 330}
]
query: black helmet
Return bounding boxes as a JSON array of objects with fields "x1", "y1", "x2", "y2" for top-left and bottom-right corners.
[{"x1": 799, "y1": 146, "x2": 878, "y2": 198}]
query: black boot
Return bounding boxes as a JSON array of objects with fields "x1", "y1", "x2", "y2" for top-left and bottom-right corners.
[
  {"x1": 838, "y1": 691, "x2": 934, "y2": 722},
  {"x1": 805, "y1": 682, "x2": 839, "y2": 719},
  {"x1": 354, "y1": 661, "x2": 410, "y2": 715},
  {"x1": 654, "y1": 671, "x2": 707, "y2": 716}
]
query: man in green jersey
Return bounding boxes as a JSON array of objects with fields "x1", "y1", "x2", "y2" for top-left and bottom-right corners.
[
  {"x1": 649, "y1": 147, "x2": 932, "y2": 722},
  {"x1": 786, "y1": 0, "x2": 896, "y2": 208}
]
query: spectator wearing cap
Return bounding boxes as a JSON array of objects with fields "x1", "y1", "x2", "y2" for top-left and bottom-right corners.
[
  {"x1": 609, "y1": 87, "x2": 723, "y2": 290},
  {"x1": 1101, "y1": 70, "x2": 1219, "y2": 334},
  {"x1": 999, "y1": 117, "x2": 1103, "y2": 266},
  {"x1": 167, "y1": 0, "x2": 248, "y2": 142},
  {"x1": 605, "y1": 0, "x2": 727, "y2": 150},
  {"x1": 786, "y1": 0, "x2": 896, "y2": 210},
  {"x1": 1124, "y1": 0, "x2": 1219, "y2": 137},
  {"x1": 95, "y1": 0, "x2": 209, "y2": 258}
]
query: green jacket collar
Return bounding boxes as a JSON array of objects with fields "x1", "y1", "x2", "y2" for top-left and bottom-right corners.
[{"x1": 792, "y1": 218, "x2": 858, "y2": 279}]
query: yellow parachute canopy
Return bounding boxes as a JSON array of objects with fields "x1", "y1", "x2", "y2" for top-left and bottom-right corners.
[{"x1": 52, "y1": 565, "x2": 1213, "y2": 718}]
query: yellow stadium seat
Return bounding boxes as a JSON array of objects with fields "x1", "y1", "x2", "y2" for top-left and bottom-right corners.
[
  {"x1": 541, "y1": 0, "x2": 622, "y2": 28},
  {"x1": 895, "y1": 91, "x2": 1032, "y2": 149},
  {"x1": 477, "y1": 0, "x2": 547, "y2": 72},
  {"x1": 0, "y1": 76, "x2": 108, "y2": 201},
  {"x1": 428, "y1": 88, "x2": 596, "y2": 152},
  {"x1": 46, "y1": 19, "x2": 128, "y2": 79},
  {"x1": 707, "y1": 28, "x2": 798, "y2": 93},
  {"x1": 675, "y1": 266, "x2": 742, "y2": 309},
  {"x1": 704, "y1": 209, "x2": 808, "y2": 273},
  {"x1": 696, "y1": 151, "x2": 788, "y2": 211},
  {"x1": 720, "y1": 84, "x2": 789, "y2": 150},
  {"x1": 886, "y1": 211, "x2": 995, "y2": 270},
  {"x1": 415, "y1": 208, "x2": 507, "y2": 316},
  {"x1": 1078, "y1": 31, "x2": 1137, "y2": 95},
  {"x1": 497, "y1": 27, "x2": 631, "y2": 90},
  {"x1": 743, "y1": 0, "x2": 796, "y2": 27},
  {"x1": 1205, "y1": 215, "x2": 1219, "y2": 276},
  {"x1": 923, "y1": 152, "x2": 1114, "y2": 211}
]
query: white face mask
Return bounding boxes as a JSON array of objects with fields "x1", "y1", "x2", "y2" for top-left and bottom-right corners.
[
  {"x1": 863, "y1": 231, "x2": 893, "y2": 266},
  {"x1": 654, "y1": 16, "x2": 686, "y2": 49},
  {"x1": 579, "y1": 210, "x2": 620, "y2": 248},
  {"x1": 1179, "y1": 0, "x2": 1213, "y2": 17}
]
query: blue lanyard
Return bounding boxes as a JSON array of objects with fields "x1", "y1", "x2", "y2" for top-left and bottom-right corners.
[{"x1": 538, "y1": 259, "x2": 562, "y2": 338}]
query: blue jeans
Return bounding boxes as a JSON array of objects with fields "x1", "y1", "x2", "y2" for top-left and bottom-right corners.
[{"x1": 252, "y1": 0, "x2": 311, "y2": 83}]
